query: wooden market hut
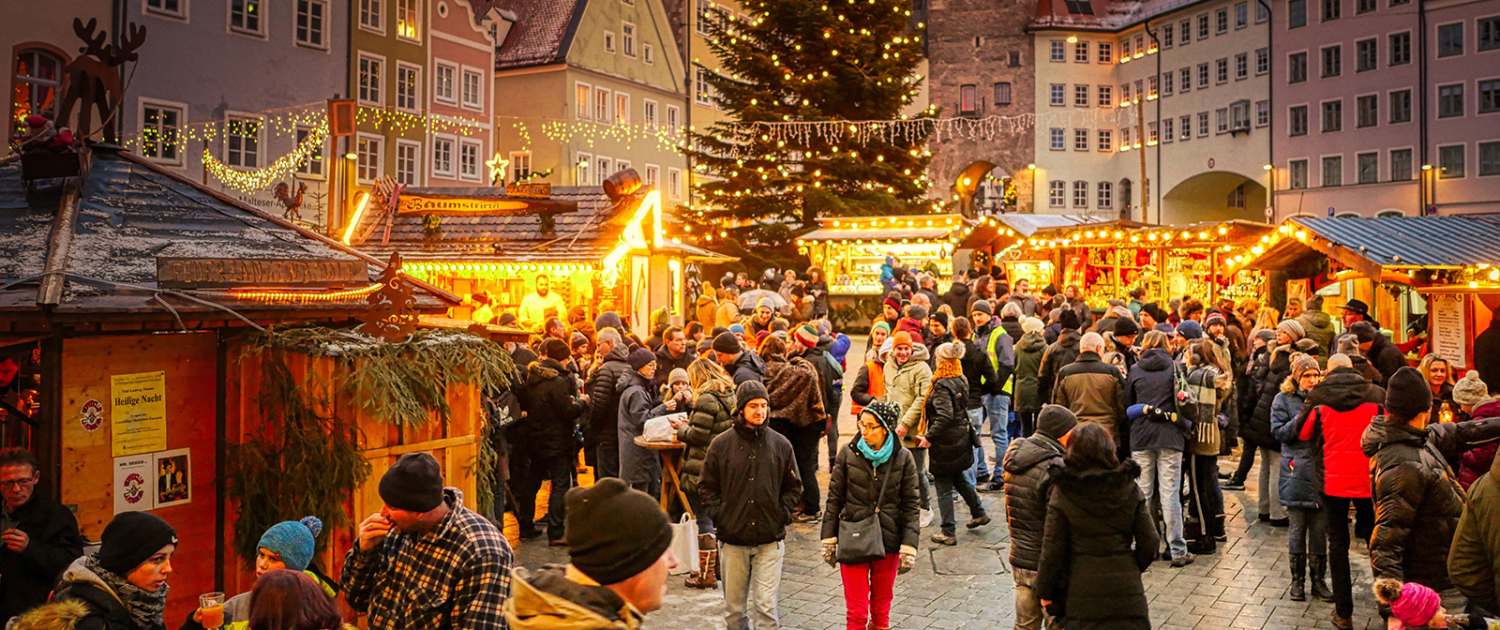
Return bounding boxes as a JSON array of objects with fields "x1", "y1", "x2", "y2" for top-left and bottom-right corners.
[
  {"x1": 0, "y1": 146, "x2": 494, "y2": 621},
  {"x1": 1225, "y1": 215, "x2": 1500, "y2": 374},
  {"x1": 352, "y1": 179, "x2": 734, "y2": 339}
]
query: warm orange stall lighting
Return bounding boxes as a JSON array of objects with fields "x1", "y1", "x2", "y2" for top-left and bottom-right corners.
[{"x1": 342, "y1": 192, "x2": 371, "y2": 245}]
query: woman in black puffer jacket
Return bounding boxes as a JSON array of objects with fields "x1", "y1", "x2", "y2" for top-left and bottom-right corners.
[
  {"x1": 1243, "y1": 328, "x2": 1296, "y2": 525},
  {"x1": 920, "y1": 342, "x2": 988, "y2": 546},
  {"x1": 676, "y1": 359, "x2": 737, "y2": 589},
  {"x1": 822, "y1": 401, "x2": 921, "y2": 630},
  {"x1": 1038, "y1": 423, "x2": 1159, "y2": 630}
]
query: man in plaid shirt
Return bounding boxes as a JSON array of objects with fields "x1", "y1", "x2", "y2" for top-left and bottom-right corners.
[{"x1": 343, "y1": 452, "x2": 514, "y2": 629}]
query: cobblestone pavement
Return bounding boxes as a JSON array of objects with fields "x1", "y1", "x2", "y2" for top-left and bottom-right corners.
[{"x1": 511, "y1": 337, "x2": 1388, "y2": 629}]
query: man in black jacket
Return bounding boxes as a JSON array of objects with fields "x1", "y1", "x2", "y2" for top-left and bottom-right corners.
[
  {"x1": 1351, "y1": 321, "x2": 1406, "y2": 386},
  {"x1": 652, "y1": 326, "x2": 695, "y2": 389},
  {"x1": 585, "y1": 328, "x2": 632, "y2": 479},
  {"x1": 713, "y1": 331, "x2": 764, "y2": 385},
  {"x1": 513, "y1": 339, "x2": 588, "y2": 544},
  {"x1": 952, "y1": 317, "x2": 1001, "y2": 487},
  {"x1": 0, "y1": 447, "x2": 85, "y2": 622},
  {"x1": 1002, "y1": 406, "x2": 1077, "y2": 630},
  {"x1": 699, "y1": 380, "x2": 802, "y2": 630},
  {"x1": 795, "y1": 325, "x2": 842, "y2": 472}
]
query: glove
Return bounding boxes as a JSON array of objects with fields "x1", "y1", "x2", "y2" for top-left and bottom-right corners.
[
  {"x1": 898, "y1": 545, "x2": 917, "y2": 574},
  {"x1": 821, "y1": 538, "x2": 838, "y2": 567}
]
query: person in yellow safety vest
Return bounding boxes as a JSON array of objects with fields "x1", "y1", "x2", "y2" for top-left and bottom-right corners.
[
  {"x1": 186, "y1": 517, "x2": 338, "y2": 630},
  {"x1": 850, "y1": 334, "x2": 892, "y2": 419},
  {"x1": 971, "y1": 300, "x2": 1016, "y2": 491}
]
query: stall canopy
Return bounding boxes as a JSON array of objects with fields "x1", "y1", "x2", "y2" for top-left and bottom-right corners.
[
  {"x1": 0, "y1": 148, "x2": 456, "y2": 327},
  {"x1": 1230, "y1": 216, "x2": 1500, "y2": 284}
]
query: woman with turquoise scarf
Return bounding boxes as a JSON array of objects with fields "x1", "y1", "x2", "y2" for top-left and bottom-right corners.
[{"x1": 821, "y1": 401, "x2": 921, "y2": 630}]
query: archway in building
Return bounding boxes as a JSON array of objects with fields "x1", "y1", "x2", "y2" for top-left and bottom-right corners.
[
  {"x1": 951, "y1": 160, "x2": 1015, "y2": 217},
  {"x1": 1160, "y1": 171, "x2": 1267, "y2": 225}
]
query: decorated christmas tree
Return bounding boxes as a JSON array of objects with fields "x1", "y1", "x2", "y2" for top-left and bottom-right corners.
[{"x1": 684, "y1": 0, "x2": 934, "y2": 268}]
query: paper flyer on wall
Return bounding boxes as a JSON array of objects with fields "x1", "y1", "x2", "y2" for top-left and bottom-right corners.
[{"x1": 113, "y1": 455, "x2": 155, "y2": 514}]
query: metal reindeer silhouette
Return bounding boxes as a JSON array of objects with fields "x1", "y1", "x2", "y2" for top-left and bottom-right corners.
[{"x1": 58, "y1": 18, "x2": 147, "y2": 144}]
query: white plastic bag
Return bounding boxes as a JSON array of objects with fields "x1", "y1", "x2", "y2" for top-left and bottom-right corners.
[
  {"x1": 643, "y1": 413, "x2": 685, "y2": 442},
  {"x1": 668, "y1": 514, "x2": 700, "y2": 575}
]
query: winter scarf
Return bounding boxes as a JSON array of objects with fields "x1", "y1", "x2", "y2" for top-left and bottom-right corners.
[
  {"x1": 856, "y1": 433, "x2": 895, "y2": 467},
  {"x1": 86, "y1": 553, "x2": 168, "y2": 630}
]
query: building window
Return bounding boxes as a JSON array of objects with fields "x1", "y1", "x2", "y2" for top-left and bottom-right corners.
[
  {"x1": 1180, "y1": 67, "x2": 1191, "y2": 92},
  {"x1": 296, "y1": 0, "x2": 327, "y2": 48},
  {"x1": 360, "y1": 0, "x2": 383, "y2": 31},
  {"x1": 1289, "y1": 0, "x2": 1307, "y2": 27},
  {"x1": 1179, "y1": 115, "x2": 1192, "y2": 141},
  {"x1": 1197, "y1": 111, "x2": 1210, "y2": 137},
  {"x1": 596, "y1": 88, "x2": 610, "y2": 121},
  {"x1": 1322, "y1": 45, "x2": 1341, "y2": 77},
  {"x1": 1074, "y1": 41, "x2": 1090, "y2": 62},
  {"x1": 1290, "y1": 159, "x2": 1308, "y2": 188},
  {"x1": 615, "y1": 93, "x2": 629, "y2": 124},
  {"x1": 1235, "y1": 53, "x2": 1248, "y2": 80},
  {"x1": 1481, "y1": 79, "x2": 1500, "y2": 114},
  {"x1": 1236, "y1": 2, "x2": 1249, "y2": 27},
  {"x1": 1050, "y1": 84, "x2": 1065, "y2": 106},
  {"x1": 1162, "y1": 72, "x2": 1174, "y2": 96},
  {"x1": 960, "y1": 84, "x2": 977, "y2": 114},
  {"x1": 1256, "y1": 48, "x2": 1269, "y2": 75},
  {"x1": 694, "y1": 68, "x2": 713, "y2": 105},
  {"x1": 1322, "y1": 156, "x2": 1343, "y2": 186},
  {"x1": 461, "y1": 69, "x2": 482, "y2": 109},
  {"x1": 459, "y1": 139, "x2": 481, "y2": 181},
  {"x1": 644, "y1": 43, "x2": 654, "y2": 64},
  {"x1": 1148, "y1": 121, "x2": 1159, "y2": 143},
  {"x1": 1098, "y1": 129, "x2": 1113, "y2": 151},
  {"x1": 604, "y1": 31, "x2": 616, "y2": 53},
  {"x1": 1010, "y1": 51, "x2": 1022, "y2": 66},
  {"x1": 229, "y1": 0, "x2": 264, "y2": 36},
  {"x1": 622, "y1": 22, "x2": 636, "y2": 57},
  {"x1": 1355, "y1": 39, "x2": 1377, "y2": 72},
  {"x1": 1357, "y1": 95, "x2": 1378, "y2": 127},
  {"x1": 1164, "y1": 26, "x2": 1174, "y2": 48},
  {"x1": 575, "y1": 83, "x2": 591, "y2": 119},
  {"x1": 146, "y1": 0, "x2": 187, "y2": 18},
  {"x1": 396, "y1": 63, "x2": 419, "y2": 111},
  {"x1": 1389, "y1": 32, "x2": 1411, "y2": 65},
  {"x1": 1198, "y1": 14, "x2": 1210, "y2": 39},
  {"x1": 668, "y1": 168, "x2": 683, "y2": 199},
  {"x1": 1122, "y1": 82, "x2": 1132, "y2": 103},
  {"x1": 1074, "y1": 128, "x2": 1089, "y2": 150},
  {"x1": 695, "y1": 0, "x2": 711, "y2": 34},
  {"x1": 1216, "y1": 108, "x2": 1230, "y2": 133},
  {"x1": 1049, "y1": 181, "x2": 1065, "y2": 207},
  {"x1": 994, "y1": 82, "x2": 1012, "y2": 105},
  {"x1": 358, "y1": 54, "x2": 383, "y2": 104},
  {"x1": 644, "y1": 100, "x2": 658, "y2": 126},
  {"x1": 1289, "y1": 105, "x2": 1309, "y2": 136},
  {"x1": 295, "y1": 126, "x2": 323, "y2": 176},
  {"x1": 1216, "y1": 58, "x2": 1229, "y2": 84},
  {"x1": 226, "y1": 116, "x2": 260, "y2": 167},
  {"x1": 1049, "y1": 128, "x2": 1065, "y2": 150},
  {"x1": 356, "y1": 136, "x2": 381, "y2": 182},
  {"x1": 1070, "y1": 181, "x2": 1088, "y2": 208},
  {"x1": 1322, "y1": 0, "x2": 1340, "y2": 21},
  {"x1": 666, "y1": 105, "x2": 680, "y2": 129},
  {"x1": 1163, "y1": 117, "x2": 1175, "y2": 142},
  {"x1": 1098, "y1": 42, "x2": 1113, "y2": 63},
  {"x1": 12, "y1": 50, "x2": 64, "y2": 132},
  {"x1": 1357, "y1": 152, "x2": 1378, "y2": 183},
  {"x1": 1050, "y1": 40, "x2": 1065, "y2": 61},
  {"x1": 1391, "y1": 148, "x2": 1413, "y2": 181},
  {"x1": 432, "y1": 138, "x2": 454, "y2": 177},
  {"x1": 1148, "y1": 75, "x2": 1158, "y2": 98},
  {"x1": 433, "y1": 63, "x2": 456, "y2": 103},
  {"x1": 1390, "y1": 89, "x2": 1412, "y2": 123},
  {"x1": 1481, "y1": 17, "x2": 1500, "y2": 51},
  {"x1": 642, "y1": 164, "x2": 657, "y2": 188},
  {"x1": 1322, "y1": 100, "x2": 1343, "y2": 132},
  {"x1": 1098, "y1": 182, "x2": 1113, "y2": 208},
  {"x1": 140, "y1": 103, "x2": 183, "y2": 164},
  {"x1": 1256, "y1": 100, "x2": 1270, "y2": 126},
  {"x1": 1098, "y1": 85, "x2": 1113, "y2": 107},
  {"x1": 1122, "y1": 127, "x2": 1132, "y2": 147},
  {"x1": 1197, "y1": 63, "x2": 1209, "y2": 88},
  {"x1": 1074, "y1": 84, "x2": 1090, "y2": 107},
  {"x1": 1228, "y1": 183, "x2": 1246, "y2": 207},
  {"x1": 1179, "y1": 20, "x2": 1191, "y2": 44},
  {"x1": 575, "y1": 152, "x2": 590, "y2": 183},
  {"x1": 1479, "y1": 141, "x2": 1500, "y2": 176},
  {"x1": 1438, "y1": 23, "x2": 1464, "y2": 57},
  {"x1": 395, "y1": 140, "x2": 418, "y2": 185},
  {"x1": 1357, "y1": 0, "x2": 1376, "y2": 12},
  {"x1": 396, "y1": 0, "x2": 419, "y2": 41},
  {"x1": 595, "y1": 157, "x2": 611, "y2": 185},
  {"x1": 1216, "y1": 8, "x2": 1229, "y2": 33},
  {"x1": 1289, "y1": 52, "x2": 1307, "y2": 83},
  {"x1": 1439, "y1": 144, "x2": 1465, "y2": 178},
  {"x1": 1258, "y1": 2, "x2": 1271, "y2": 23},
  {"x1": 1439, "y1": 83, "x2": 1464, "y2": 118},
  {"x1": 1136, "y1": 34, "x2": 1145, "y2": 55}
]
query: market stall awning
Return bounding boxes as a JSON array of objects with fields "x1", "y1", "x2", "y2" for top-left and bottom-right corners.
[
  {"x1": 798, "y1": 226, "x2": 954, "y2": 241},
  {"x1": 1231, "y1": 216, "x2": 1500, "y2": 282},
  {"x1": 797, "y1": 214, "x2": 972, "y2": 245},
  {"x1": 956, "y1": 214, "x2": 1126, "y2": 250}
]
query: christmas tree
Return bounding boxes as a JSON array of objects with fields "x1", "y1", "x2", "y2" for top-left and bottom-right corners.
[{"x1": 684, "y1": 0, "x2": 934, "y2": 269}]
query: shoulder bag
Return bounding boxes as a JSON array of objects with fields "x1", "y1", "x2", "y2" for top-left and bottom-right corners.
[{"x1": 838, "y1": 460, "x2": 892, "y2": 564}]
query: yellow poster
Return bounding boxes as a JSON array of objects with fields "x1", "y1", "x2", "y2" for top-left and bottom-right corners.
[{"x1": 111, "y1": 371, "x2": 167, "y2": 457}]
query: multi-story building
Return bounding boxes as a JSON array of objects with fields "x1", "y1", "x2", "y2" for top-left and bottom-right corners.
[
  {"x1": 1270, "y1": 0, "x2": 1500, "y2": 219},
  {"x1": 425, "y1": 0, "x2": 502, "y2": 187},
  {"x1": 488, "y1": 0, "x2": 690, "y2": 203},
  {"x1": 1030, "y1": 0, "x2": 1272, "y2": 224},
  {"x1": 681, "y1": 0, "x2": 740, "y2": 215},
  {"x1": 927, "y1": 0, "x2": 1037, "y2": 216}
]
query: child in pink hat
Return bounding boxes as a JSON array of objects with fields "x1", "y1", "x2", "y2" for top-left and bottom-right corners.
[{"x1": 1374, "y1": 578, "x2": 1471, "y2": 628}]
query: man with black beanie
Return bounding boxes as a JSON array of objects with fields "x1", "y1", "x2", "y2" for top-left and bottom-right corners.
[
  {"x1": 1351, "y1": 321, "x2": 1405, "y2": 386},
  {"x1": 1365, "y1": 367, "x2": 1500, "y2": 610},
  {"x1": 344, "y1": 453, "x2": 513, "y2": 630},
  {"x1": 505, "y1": 479, "x2": 677, "y2": 630},
  {"x1": 714, "y1": 331, "x2": 764, "y2": 385},
  {"x1": 1002, "y1": 405, "x2": 1077, "y2": 630},
  {"x1": 512, "y1": 338, "x2": 588, "y2": 544},
  {"x1": 700, "y1": 380, "x2": 802, "y2": 630}
]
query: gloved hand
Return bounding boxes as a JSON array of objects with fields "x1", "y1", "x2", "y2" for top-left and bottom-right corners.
[
  {"x1": 898, "y1": 545, "x2": 917, "y2": 574},
  {"x1": 821, "y1": 538, "x2": 838, "y2": 567}
]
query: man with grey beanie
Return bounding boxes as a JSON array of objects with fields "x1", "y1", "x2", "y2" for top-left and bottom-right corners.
[{"x1": 344, "y1": 452, "x2": 513, "y2": 630}]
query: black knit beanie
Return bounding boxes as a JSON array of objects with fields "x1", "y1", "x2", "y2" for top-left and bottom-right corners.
[
  {"x1": 734, "y1": 380, "x2": 769, "y2": 415},
  {"x1": 628, "y1": 348, "x2": 656, "y2": 371},
  {"x1": 1036, "y1": 405, "x2": 1079, "y2": 440},
  {"x1": 1059, "y1": 308, "x2": 1080, "y2": 331},
  {"x1": 565, "y1": 478, "x2": 672, "y2": 585},
  {"x1": 378, "y1": 452, "x2": 445, "y2": 512},
  {"x1": 712, "y1": 331, "x2": 741, "y2": 354},
  {"x1": 1113, "y1": 317, "x2": 1140, "y2": 337},
  {"x1": 542, "y1": 338, "x2": 571, "y2": 362},
  {"x1": 1386, "y1": 367, "x2": 1433, "y2": 420},
  {"x1": 98, "y1": 512, "x2": 178, "y2": 576}
]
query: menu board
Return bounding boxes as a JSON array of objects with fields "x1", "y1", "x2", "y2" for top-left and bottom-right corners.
[{"x1": 1430, "y1": 293, "x2": 1467, "y2": 369}]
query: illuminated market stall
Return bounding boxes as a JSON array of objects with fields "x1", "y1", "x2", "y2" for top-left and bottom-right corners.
[{"x1": 795, "y1": 214, "x2": 975, "y2": 297}]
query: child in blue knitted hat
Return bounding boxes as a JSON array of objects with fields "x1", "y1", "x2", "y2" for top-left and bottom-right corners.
[{"x1": 189, "y1": 516, "x2": 329, "y2": 630}]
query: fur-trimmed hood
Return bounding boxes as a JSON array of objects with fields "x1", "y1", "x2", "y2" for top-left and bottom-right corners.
[{"x1": 6, "y1": 600, "x2": 92, "y2": 630}]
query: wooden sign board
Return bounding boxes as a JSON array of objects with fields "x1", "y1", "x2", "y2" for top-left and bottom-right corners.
[
  {"x1": 327, "y1": 99, "x2": 356, "y2": 137},
  {"x1": 506, "y1": 182, "x2": 552, "y2": 199},
  {"x1": 397, "y1": 196, "x2": 533, "y2": 216},
  {"x1": 156, "y1": 258, "x2": 368, "y2": 289}
]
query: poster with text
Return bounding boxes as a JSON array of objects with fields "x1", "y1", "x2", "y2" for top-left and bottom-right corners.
[
  {"x1": 153, "y1": 448, "x2": 191, "y2": 508},
  {"x1": 1430, "y1": 293, "x2": 1467, "y2": 369},
  {"x1": 113, "y1": 455, "x2": 155, "y2": 514},
  {"x1": 110, "y1": 371, "x2": 167, "y2": 456}
]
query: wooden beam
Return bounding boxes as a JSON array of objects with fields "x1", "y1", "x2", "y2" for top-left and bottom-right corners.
[
  {"x1": 361, "y1": 435, "x2": 476, "y2": 459},
  {"x1": 37, "y1": 148, "x2": 92, "y2": 306}
]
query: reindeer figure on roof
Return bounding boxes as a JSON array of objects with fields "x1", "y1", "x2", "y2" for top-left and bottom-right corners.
[{"x1": 58, "y1": 18, "x2": 147, "y2": 144}]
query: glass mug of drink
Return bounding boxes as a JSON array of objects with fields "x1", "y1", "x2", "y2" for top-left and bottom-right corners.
[{"x1": 199, "y1": 592, "x2": 226, "y2": 629}]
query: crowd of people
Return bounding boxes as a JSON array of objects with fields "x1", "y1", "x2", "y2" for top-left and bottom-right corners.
[{"x1": 9, "y1": 258, "x2": 1500, "y2": 630}]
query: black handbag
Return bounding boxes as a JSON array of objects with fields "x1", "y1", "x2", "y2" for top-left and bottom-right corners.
[{"x1": 837, "y1": 462, "x2": 891, "y2": 564}]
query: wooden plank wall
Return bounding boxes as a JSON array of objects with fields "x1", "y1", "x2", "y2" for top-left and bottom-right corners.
[{"x1": 60, "y1": 332, "x2": 219, "y2": 623}]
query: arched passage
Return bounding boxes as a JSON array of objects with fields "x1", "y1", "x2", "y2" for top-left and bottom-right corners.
[
  {"x1": 951, "y1": 160, "x2": 1014, "y2": 216},
  {"x1": 1161, "y1": 171, "x2": 1267, "y2": 225}
]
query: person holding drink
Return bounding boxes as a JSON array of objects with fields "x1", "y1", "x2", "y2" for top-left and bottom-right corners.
[
  {"x1": 9, "y1": 511, "x2": 178, "y2": 630},
  {"x1": 181, "y1": 517, "x2": 332, "y2": 630}
]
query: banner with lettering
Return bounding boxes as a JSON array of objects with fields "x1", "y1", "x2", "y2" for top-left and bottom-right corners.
[{"x1": 111, "y1": 371, "x2": 168, "y2": 456}]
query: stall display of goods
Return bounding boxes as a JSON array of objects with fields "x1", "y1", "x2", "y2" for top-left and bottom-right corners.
[{"x1": 816, "y1": 242, "x2": 954, "y2": 295}]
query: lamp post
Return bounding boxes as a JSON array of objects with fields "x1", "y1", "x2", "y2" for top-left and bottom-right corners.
[{"x1": 1263, "y1": 164, "x2": 1275, "y2": 223}]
